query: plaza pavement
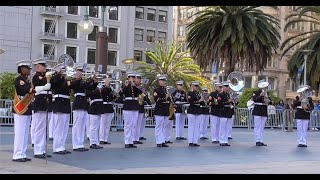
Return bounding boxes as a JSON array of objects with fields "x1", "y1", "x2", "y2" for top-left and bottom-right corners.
[{"x1": 1, "y1": 126, "x2": 320, "y2": 174}]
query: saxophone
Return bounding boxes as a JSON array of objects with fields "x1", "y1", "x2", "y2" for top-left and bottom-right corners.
[{"x1": 138, "y1": 93, "x2": 146, "y2": 105}]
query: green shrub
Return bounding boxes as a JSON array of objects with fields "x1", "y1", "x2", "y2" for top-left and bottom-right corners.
[
  {"x1": 0, "y1": 72, "x2": 18, "y2": 99},
  {"x1": 238, "y1": 88, "x2": 282, "y2": 108}
]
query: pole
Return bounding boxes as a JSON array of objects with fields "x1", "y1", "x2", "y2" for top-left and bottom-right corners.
[
  {"x1": 304, "y1": 54, "x2": 307, "y2": 85},
  {"x1": 95, "y1": 6, "x2": 108, "y2": 74}
]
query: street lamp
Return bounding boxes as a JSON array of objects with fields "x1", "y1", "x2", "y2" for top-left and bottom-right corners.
[
  {"x1": 0, "y1": 48, "x2": 5, "y2": 54},
  {"x1": 78, "y1": 7, "x2": 94, "y2": 35},
  {"x1": 122, "y1": 58, "x2": 136, "y2": 71},
  {"x1": 298, "y1": 49, "x2": 314, "y2": 85}
]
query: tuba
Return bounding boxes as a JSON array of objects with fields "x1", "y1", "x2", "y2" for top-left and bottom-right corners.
[
  {"x1": 166, "y1": 86, "x2": 176, "y2": 120},
  {"x1": 227, "y1": 71, "x2": 245, "y2": 107},
  {"x1": 46, "y1": 54, "x2": 76, "y2": 79},
  {"x1": 297, "y1": 85, "x2": 313, "y2": 112},
  {"x1": 257, "y1": 80, "x2": 270, "y2": 105}
]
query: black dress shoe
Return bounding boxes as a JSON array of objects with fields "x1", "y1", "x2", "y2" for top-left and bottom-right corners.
[
  {"x1": 81, "y1": 148, "x2": 89, "y2": 151},
  {"x1": 165, "y1": 141, "x2": 173, "y2": 144},
  {"x1": 129, "y1": 144, "x2": 137, "y2": 148},
  {"x1": 193, "y1": 144, "x2": 200, "y2": 147},
  {"x1": 54, "y1": 151, "x2": 67, "y2": 155},
  {"x1": 200, "y1": 137, "x2": 206, "y2": 140},
  {"x1": 303, "y1": 144, "x2": 308, "y2": 147},
  {"x1": 157, "y1": 144, "x2": 163, "y2": 147},
  {"x1": 31, "y1": 144, "x2": 34, "y2": 147},
  {"x1": 87, "y1": 137, "x2": 90, "y2": 140},
  {"x1": 181, "y1": 137, "x2": 187, "y2": 140},
  {"x1": 12, "y1": 158, "x2": 26, "y2": 162},
  {"x1": 228, "y1": 137, "x2": 233, "y2": 140},
  {"x1": 73, "y1": 148, "x2": 87, "y2": 152},
  {"x1": 203, "y1": 137, "x2": 208, "y2": 140},
  {"x1": 99, "y1": 141, "x2": 105, "y2": 144},
  {"x1": 176, "y1": 137, "x2": 182, "y2": 140},
  {"x1": 161, "y1": 143, "x2": 169, "y2": 147},
  {"x1": 225, "y1": 143, "x2": 231, "y2": 146},
  {"x1": 256, "y1": 142, "x2": 263, "y2": 146},
  {"x1": 189, "y1": 143, "x2": 194, "y2": 147},
  {"x1": 23, "y1": 158, "x2": 32, "y2": 161},
  {"x1": 125, "y1": 144, "x2": 131, "y2": 148},
  {"x1": 260, "y1": 142, "x2": 267, "y2": 146},
  {"x1": 43, "y1": 153, "x2": 52, "y2": 158},
  {"x1": 298, "y1": 144, "x2": 304, "y2": 147},
  {"x1": 34, "y1": 154, "x2": 46, "y2": 159},
  {"x1": 104, "y1": 141, "x2": 111, "y2": 144},
  {"x1": 64, "y1": 150, "x2": 71, "y2": 154},
  {"x1": 212, "y1": 141, "x2": 219, "y2": 144},
  {"x1": 90, "y1": 144, "x2": 103, "y2": 149},
  {"x1": 139, "y1": 137, "x2": 147, "y2": 140},
  {"x1": 220, "y1": 143, "x2": 226, "y2": 146},
  {"x1": 136, "y1": 141, "x2": 143, "y2": 144}
]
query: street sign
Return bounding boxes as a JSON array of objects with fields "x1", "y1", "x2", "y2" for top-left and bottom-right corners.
[{"x1": 98, "y1": 64, "x2": 102, "y2": 73}]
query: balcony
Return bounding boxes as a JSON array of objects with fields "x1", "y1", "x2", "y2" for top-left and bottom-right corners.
[
  {"x1": 41, "y1": 54, "x2": 58, "y2": 61},
  {"x1": 39, "y1": 32, "x2": 64, "y2": 41},
  {"x1": 39, "y1": 7, "x2": 64, "y2": 17}
]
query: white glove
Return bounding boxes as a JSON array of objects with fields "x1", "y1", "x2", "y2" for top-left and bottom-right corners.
[
  {"x1": 44, "y1": 83, "x2": 51, "y2": 90},
  {"x1": 35, "y1": 86, "x2": 45, "y2": 93}
]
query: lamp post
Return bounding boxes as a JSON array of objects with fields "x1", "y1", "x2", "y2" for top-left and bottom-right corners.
[
  {"x1": 122, "y1": 58, "x2": 136, "y2": 71},
  {"x1": 298, "y1": 49, "x2": 314, "y2": 85},
  {"x1": 78, "y1": 6, "x2": 117, "y2": 74}
]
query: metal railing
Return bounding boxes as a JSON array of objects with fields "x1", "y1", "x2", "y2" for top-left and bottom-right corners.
[
  {"x1": 39, "y1": 32, "x2": 64, "y2": 40},
  {"x1": 1, "y1": 99, "x2": 320, "y2": 132}
]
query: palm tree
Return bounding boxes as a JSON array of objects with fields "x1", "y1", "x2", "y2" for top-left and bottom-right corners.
[
  {"x1": 186, "y1": 6, "x2": 281, "y2": 74},
  {"x1": 280, "y1": 6, "x2": 320, "y2": 95},
  {"x1": 134, "y1": 42, "x2": 211, "y2": 92}
]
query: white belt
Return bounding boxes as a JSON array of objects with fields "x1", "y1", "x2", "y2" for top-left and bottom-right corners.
[
  {"x1": 91, "y1": 99, "x2": 103, "y2": 103},
  {"x1": 103, "y1": 102, "x2": 113, "y2": 105},
  {"x1": 297, "y1": 106, "x2": 302, "y2": 109},
  {"x1": 35, "y1": 91, "x2": 52, "y2": 96},
  {"x1": 254, "y1": 103, "x2": 265, "y2": 105},
  {"x1": 224, "y1": 105, "x2": 232, "y2": 108},
  {"x1": 53, "y1": 94, "x2": 70, "y2": 99},
  {"x1": 75, "y1": 93, "x2": 86, "y2": 97},
  {"x1": 125, "y1": 97, "x2": 138, "y2": 100}
]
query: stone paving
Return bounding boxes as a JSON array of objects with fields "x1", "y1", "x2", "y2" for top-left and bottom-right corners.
[{"x1": 1, "y1": 126, "x2": 320, "y2": 174}]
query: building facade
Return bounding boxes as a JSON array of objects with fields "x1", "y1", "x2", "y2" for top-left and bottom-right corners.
[
  {"x1": 0, "y1": 6, "x2": 173, "y2": 75},
  {"x1": 173, "y1": 6, "x2": 318, "y2": 100}
]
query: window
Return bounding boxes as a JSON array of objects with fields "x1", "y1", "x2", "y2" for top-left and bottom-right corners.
[
  {"x1": 108, "y1": 50, "x2": 117, "y2": 66},
  {"x1": 108, "y1": 27, "x2": 118, "y2": 43},
  {"x1": 87, "y1": 48, "x2": 96, "y2": 64},
  {"x1": 67, "y1": 6, "x2": 78, "y2": 15},
  {"x1": 147, "y1": 8, "x2": 156, "y2": 21},
  {"x1": 88, "y1": 26, "x2": 98, "y2": 41},
  {"x1": 244, "y1": 76, "x2": 252, "y2": 89},
  {"x1": 134, "y1": 50, "x2": 143, "y2": 61},
  {"x1": 268, "y1": 77, "x2": 275, "y2": 90},
  {"x1": 43, "y1": 44, "x2": 55, "y2": 59},
  {"x1": 159, "y1": 10, "x2": 167, "y2": 22},
  {"x1": 66, "y1": 22, "x2": 78, "y2": 39},
  {"x1": 158, "y1": 31, "x2": 166, "y2": 43},
  {"x1": 178, "y1": 25, "x2": 185, "y2": 36},
  {"x1": 66, "y1": 46, "x2": 77, "y2": 62},
  {"x1": 89, "y1": 6, "x2": 99, "y2": 18},
  {"x1": 179, "y1": 43, "x2": 186, "y2": 53},
  {"x1": 135, "y1": 28, "x2": 143, "y2": 41},
  {"x1": 44, "y1": 19, "x2": 55, "y2": 34},
  {"x1": 135, "y1": 6, "x2": 144, "y2": 19},
  {"x1": 267, "y1": 58, "x2": 276, "y2": 68},
  {"x1": 147, "y1": 30, "x2": 155, "y2": 42},
  {"x1": 109, "y1": 6, "x2": 118, "y2": 20},
  {"x1": 258, "y1": 75, "x2": 266, "y2": 81},
  {"x1": 146, "y1": 52, "x2": 154, "y2": 64}
]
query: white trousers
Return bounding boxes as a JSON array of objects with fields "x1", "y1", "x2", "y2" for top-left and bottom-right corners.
[
  {"x1": 99, "y1": 113, "x2": 113, "y2": 142},
  {"x1": 13, "y1": 114, "x2": 31, "y2": 160},
  {"x1": 30, "y1": 114, "x2": 35, "y2": 144},
  {"x1": 48, "y1": 112, "x2": 54, "y2": 138},
  {"x1": 53, "y1": 113, "x2": 70, "y2": 152},
  {"x1": 199, "y1": 114, "x2": 209, "y2": 138},
  {"x1": 72, "y1": 110, "x2": 87, "y2": 149},
  {"x1": 187, "y1": 114, "x2": 200, "y2": 144},
  {"x1": 134, "y1": 113, "x2": 144, "y2": 141},
  {"x1": 123, "y1": 110, "x2": 138, "y2": 144},
  {"x1": 89, "y1": 114, "x2": 101, "y2": 145},
  {"x1": 85, "y1": 112, "x2": 90, "y2": 138},
  {"x1": 175, "y1": 113, "x2": 186, "y2": 138},
  {"x1": 155, "y1": 116, "x2": 168, "y2": 144},
  {"x1": 296, "y1": 119, "x2": 309, "y2": 145},
  {"x1": 139, "y1": 116, "x2": 146, "y2": 138},
  {"x1": 219, "y1": 117, "x2": 231, "y2": 144},
  {"x1": 32, "y1": 112, "x2": 48, "y2": 155},
  {"x1": 164, "y1": 119, "x2": 173, "y2": 141},
  {"x1": 227, "y1": 115, "x2": 234, "y2": 138},
  {"x1": 210, "y1": 115, "x2": 220, "y2": 141},
  {"x1": 253, "y1": 116, "x2": 267, "y2": 143}
]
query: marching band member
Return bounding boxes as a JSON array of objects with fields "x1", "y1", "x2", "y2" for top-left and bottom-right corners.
[
  {"x1": 31, "y1": 59, "x2": 53, "y2": 159},
  {"x1": 134, "y1": 74, "x2": 151, "y2": 144},
  {"x1": 227, "y1": 98, "x2": 239, "y2": 140},
  {"x1": 51, "y1": 65, "x2": 79, "y2": 154},
  {"x1": 199, "y1": 87, "x2": 210, "y2": 140},
  {"x1": 153, "y1": 75, "x2": 170, "y2": 147},
  {"x1": 217, "y1": 81, "x2": 233, "y2": 146},
  {"x1": 119, "y1": 73, "x2": 141, "y2": 148},
  {"x1": 209, "y1": 83, "x2": 222, "y2": 143},
  {"x1": 172, "y1": 81, "x2": 187, "y2": 140},
  {"x1": 294, "y1": 93, "x2": 314, "y2": 147},
  {"x1": 99, "y1": 78, "x2": 117, "y2": 145},
  {"x1": 71, "y1": 65, "x2": 96, "y2": 152},
  {"x1": 187, "y1": 81, "x2": 202, "y2": 147},
  {"x1": 47, "y1": 67, "x2": 54, "y2": 141},
  {"x1": 252, "y1": 80, "x2": 268, "y2": 146},
  {"x1": 87, "y1": 78, "x2": 103, "y2": 149},
  {"x1": 12, "y1": 60, "x2": 35, "y2": 162}
]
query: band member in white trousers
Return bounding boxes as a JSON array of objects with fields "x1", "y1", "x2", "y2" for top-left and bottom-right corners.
[
  {"x1": 199, "y1": 87, "x2": 210, "y2": 140},
  {"x1": 31, "y1": 58, "x2": 53, "y2": 159},
  {"x1": 294, "y1": 95, "x2": 314, "y2": 147},
  {"x1": 172, "y1": 81, "x2": 187, "y2": 140},
  {"x1": 153, "y1": 75, "x2": 170, "y2": 147},
  {"x1": 12, "y1": 60, "x2": 34, "y2": 162},
  {"x1": 217, "y1": 81, "x2": 233, "y2": 146},
  {"x1": 139, "y1": 116, "x2": 147, "y2": 140},
  {"x1": 85, "y1": 112, "x2": 90, "y2": 140},
  {"x1": 187, "y1": 81, "x2": 202, "y2": 147},
  {"x1": 99, "y1": 79, "x2": 116, "y2": 145},
  {"x1": 164, "y1": 119, "x2": 173, "y2": 143},
  {"x1": 48, "y1": 112, "x2": 54, "y2": 140},
  {"x1": 209, "y1": 82, "x2": 222, "y2": 143},
  {"x1": 252, "y1": 79, "x2": 269, "y2": 146},
  {"x1": 119, "y1": 73, "x2": 141, "y2": 148},
  {"x1": 226, "y1": 114, "x2": 234, "y2": 140}
]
